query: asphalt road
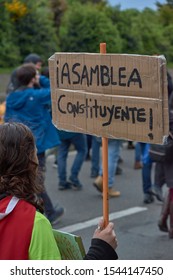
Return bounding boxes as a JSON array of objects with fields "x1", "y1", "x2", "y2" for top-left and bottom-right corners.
[{"x1": 45, "y1": 142, "x2": 173, "y2": 260}]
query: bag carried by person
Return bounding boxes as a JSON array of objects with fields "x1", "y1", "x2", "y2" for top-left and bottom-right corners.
[
  {"x1": 149, "y1": 132, "x2": 173, "y2": 163},
  {"x1": 53, "y1": 229, "x2": 86, "y2": 260}
]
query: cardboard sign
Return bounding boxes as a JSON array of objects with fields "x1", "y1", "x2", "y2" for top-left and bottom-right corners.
[{"x1": 49, "y1": 53, "x2": 169, "y2": 143}]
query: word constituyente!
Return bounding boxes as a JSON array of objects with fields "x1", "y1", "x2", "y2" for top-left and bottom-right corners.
[
  {"x1": 57, "y1": 95, "x2": 152, "y2": 128},
  {"x1": 57, "y1": 62, "x2": 142, "y2": 88}
]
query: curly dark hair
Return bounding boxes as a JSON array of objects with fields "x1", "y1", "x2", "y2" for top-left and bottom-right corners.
[{"x1": 0, "y1": 122, "x2": 44, "y2": 213}]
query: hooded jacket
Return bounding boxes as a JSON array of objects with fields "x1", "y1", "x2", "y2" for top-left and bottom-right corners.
[{"x1": 4, "y1": 81, "x2": 60, "y2": 154}]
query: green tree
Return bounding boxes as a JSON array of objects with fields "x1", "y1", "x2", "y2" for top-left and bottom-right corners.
[
  {"x1": 162, "y1": 24, "x2": 173, "y2": 62},
  {"x1": 157, "y1": 0, "x2": 173, "y2": 26},
  {"x1": 113, "y1": 8, "x2": 141, "y2": 53},
  {"x1": 1, "y1": 0, "x2": 60, "y2": 67},
  {"x1": 156, "y1": 0, "x2": 173, "y2": 61},
  {"x1": 0, "y1": 1, "x2": 20, "y2": 67},
  {"x1": 131, "y1": 9, "x2": 166, "y2": 55},
  {"x1": 14, "y1": 0, "x2": 60, "y2": 63},
  {"x1": 50, "y1": 0, "x2": 67, "y2": 30},
  {"x1": 59, "y1": 2, "x2": 122, "y2": 53}
]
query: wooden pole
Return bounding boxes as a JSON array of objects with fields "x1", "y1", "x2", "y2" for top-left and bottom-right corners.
[{"x1": 100, "y1": 42, "x2": 109, "y2": 227}]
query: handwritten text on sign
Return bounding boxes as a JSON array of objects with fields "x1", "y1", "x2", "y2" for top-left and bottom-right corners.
[{"x1": 49, "y1": 53, "x2": 168, "y2": 143}]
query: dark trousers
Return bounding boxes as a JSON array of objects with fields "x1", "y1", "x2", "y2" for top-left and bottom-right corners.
[{"x1": 37, "y1": 153, "x2": 56, "y2": 219}]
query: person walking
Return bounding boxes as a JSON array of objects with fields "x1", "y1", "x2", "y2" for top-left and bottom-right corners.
[
  {"x1": 90, "y1": 136, "x2": 102, "y2": 178},
  {"x1": 139, "y1": 142, "x2": 154, "y2": 204},
  {"x1": 134, "y1": 142, "x2": 142, "y2": 169},
  {"x1": 0, "y1": 122, "x2": 118, "y2": 260},
  {"x1": 6, "y1": 53, "x2": 43, "y2": 95},
  {"x1": 93, "y1": 139, "x2": 121, "y2": 197},
  {"x1": 4, "y1": 63, "x2": 64, "y2": 225},
  {"x1": 57, "y1": 130, "x2": 87, "y2": 190},
  {"x1": 155, "y1": 71, "x2": 173, "y2": 238}
]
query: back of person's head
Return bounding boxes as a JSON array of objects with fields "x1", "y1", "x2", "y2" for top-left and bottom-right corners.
[
  {"x1": 0, "y1": 122, "x2": 43, "y2": 211},
  {"x1": 16, "y1": 63, "x2": 37, "y2": 87},
  {"x1": 24, "y1": 53, "x2": 43, "y2": 70},
  {"x1": 24, "y1": 53, "x2": 42, "y2": 64}
]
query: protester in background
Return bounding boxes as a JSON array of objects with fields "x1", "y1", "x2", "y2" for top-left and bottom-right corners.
[
  {"x1": 90, "y1": 136, "x2": 123, "y2": 178},
  {"x1": 57, "y1": 130, "x2": 87, "y2": 190},
  {"x1": 0, "y1": 123, "x2": 118, "y2": 260},
  {"x1": 6, "y1": 53, "x2": 43, "y2": 95},
  {"x1": 133, "y1": 142, "x2": 142, "y2": 170},
  {"x1": 4, "y1": 63, "x2": 64, "y2": 225},
  {"x1": 139, "y1": 142, "x2": 154, "y2": 204},
  {"x1": 154, "y1": 70, "x2": 173, "y2": 238},
  {"x1": 85, "y1": 134, "x2": 92, "y2": 161},
  {"x1": 93, "y1": 139, "x2": 121, "y2": 197},
  {"x1": 41, "y1": 66, "x2": 59, "y2": 168},
  {"x1": 90, "y1": 136, "x2": 102, "y2": 178},
  {"x1": 156, "y1": 111, "x2": 173, "y2": 238}
]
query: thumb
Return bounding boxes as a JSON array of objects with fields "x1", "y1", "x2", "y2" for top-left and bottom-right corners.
[{"x1": 97, "y1": 218, "x2": 105, "y2": 230}]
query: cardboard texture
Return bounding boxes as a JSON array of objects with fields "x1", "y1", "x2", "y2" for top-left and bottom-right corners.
[
  {"x1": 53, "y1": 229, "x2": 86, "y2": 260},
  {"x1": 49, "y1": 53, "x2": 169, "y2": 144}
]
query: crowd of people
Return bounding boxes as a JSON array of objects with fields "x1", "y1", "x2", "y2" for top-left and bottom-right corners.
[
  {"x1": 0, "y1": 53, "x2": 173, "y2": 260},
  {"x1": 0, "y1": 54, "x2": 119, "y2": 260}
]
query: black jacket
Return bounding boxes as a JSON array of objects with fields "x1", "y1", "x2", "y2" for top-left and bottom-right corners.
[{"x1": 84, "y1": 238, "x2": 118, "y2": 260}]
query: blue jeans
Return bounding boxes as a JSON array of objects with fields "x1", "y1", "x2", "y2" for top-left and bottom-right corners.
[
  {"x1": 91, "y1": 136, "x2": 101, "y2": 176},
  {"x1": 57, "y1": 134, "x2": 87, "y2": 184},
  {"x1": 135, "y1": 142, "x2": 141, "y2": 162},
  {"x1": 140, "y1": 143, "x2": 152, "y2": 194},
  {"x1": 99, "y1": 139, "x2": 122, "y2": 187}
]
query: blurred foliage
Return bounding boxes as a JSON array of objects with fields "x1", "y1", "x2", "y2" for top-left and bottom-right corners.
[
  {"x1": 0, "y1": 0, "x2": 173, "y2": 68},
  {"x1": 59, "y1": 2, "x2": 122, "y2": 53}
]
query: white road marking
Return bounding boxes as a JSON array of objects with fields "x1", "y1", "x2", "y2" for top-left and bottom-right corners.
[{"x1": 58, "y1": 206, "x2": 147, "y2": 233}]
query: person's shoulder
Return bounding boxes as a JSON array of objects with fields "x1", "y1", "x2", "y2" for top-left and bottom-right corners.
[{"x1": 34, "y1": 211, "x2": 51, "y2": 226}]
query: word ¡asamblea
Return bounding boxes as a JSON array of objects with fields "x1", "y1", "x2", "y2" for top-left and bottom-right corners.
[{"x1": 57, "y1": 63, "x2": 142, "y2": 88}]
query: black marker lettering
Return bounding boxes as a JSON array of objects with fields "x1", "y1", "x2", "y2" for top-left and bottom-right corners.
[
  {"x1": 119, "y1": 67, "x2": 126, "y2": 86},
  {"x1": 72, "y1": 63, "x2": 80, "y2": 84},
  {"x1": 61, "y1": 63, "x2": 71, "y2": 84},
  {"x1": 149, "y1": 108, "x2": 153, "y2": 130},
  {"x1": 128, "y1": 68, "x2": 142, "y2": 88}
]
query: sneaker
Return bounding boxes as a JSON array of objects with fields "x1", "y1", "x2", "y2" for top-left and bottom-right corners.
[
  {"x1": 115, "y1": 166, "x2": 123, "y2": 175},
  {"x1": 158, "y1": 220, "x2": 168, "y2": 232},
  {"x1": 58, "y1": 181, "x2": 72, "y2": 190},
  {"x1": 68, "y1": 177, "x2": 83, "y2": 190},
  {"x1": 143, "y1": 193, "x2": 154, "y2": 204},
  {"x1": 108, "y1": 188, "x2": 121, "y2": 197},
  {"x1": 118, "y1": 157, "x2": 123, "y2": 164},
  {"x1": 152, "y1": 186, "x2": 163, "y2": 202},
  {"x1": 49, "y1": 207, "x2": 65, "y2": 225},
  {"x1": 93, "y1": 176, "x2": 103, "y2": 192}
]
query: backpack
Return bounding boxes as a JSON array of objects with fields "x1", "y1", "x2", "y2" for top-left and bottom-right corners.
[{"x1": 149, "y1": 133, "x2": 173, "y2": 163}]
